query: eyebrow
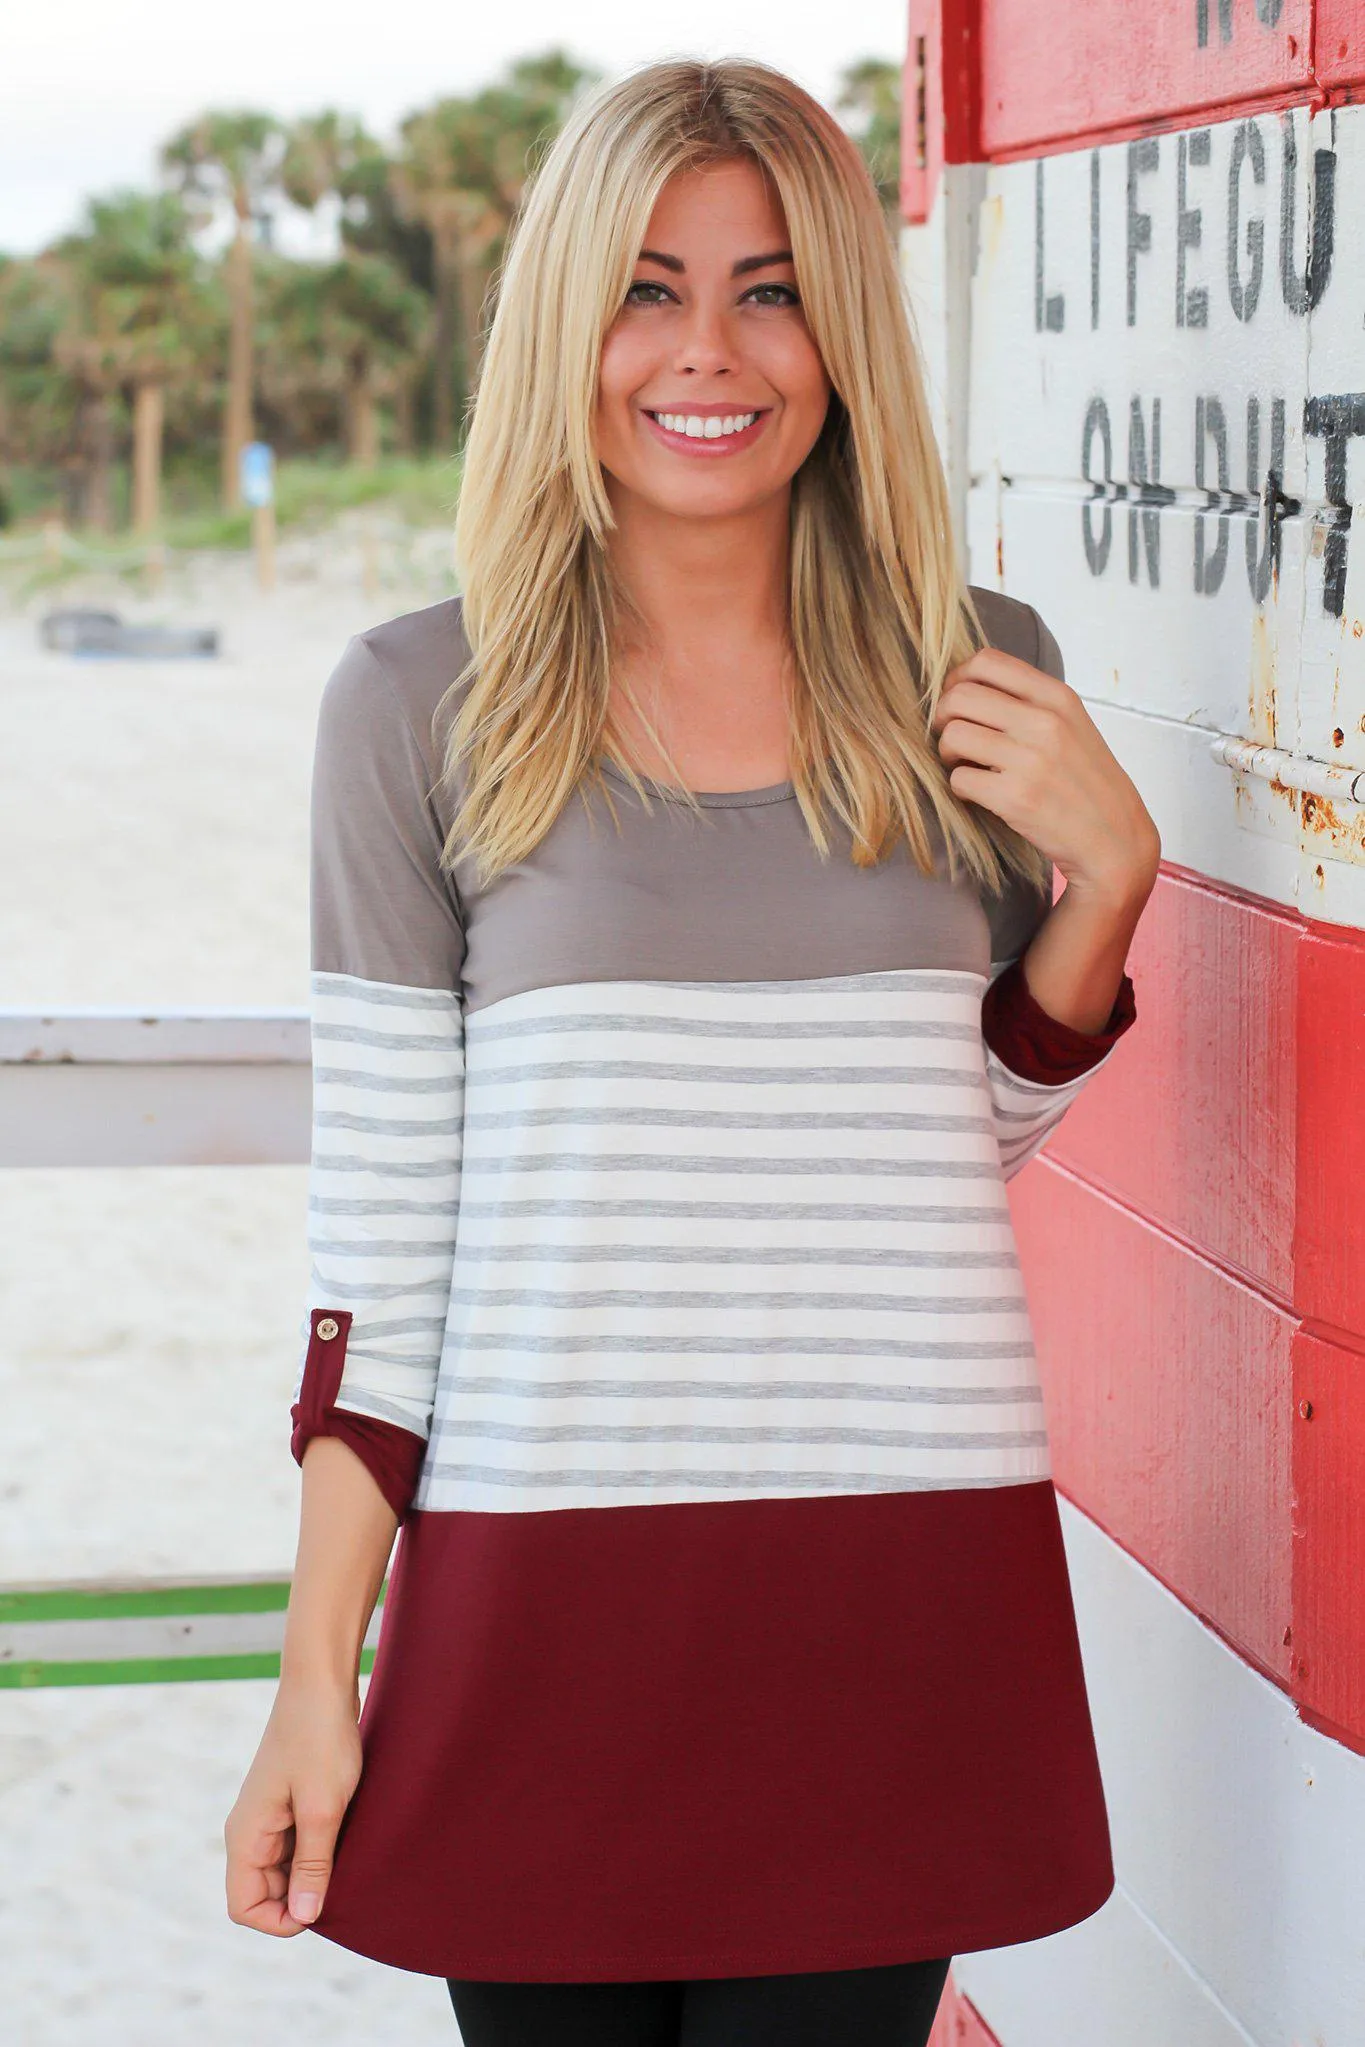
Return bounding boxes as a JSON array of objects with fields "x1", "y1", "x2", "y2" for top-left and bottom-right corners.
[{"x1": 636, "y1": 248, "x2": 794, "y2": 278}]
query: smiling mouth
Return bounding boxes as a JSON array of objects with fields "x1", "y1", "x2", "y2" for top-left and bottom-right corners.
[{"x1": 643, "y1": 408, "x2": 769, "y2": 448}]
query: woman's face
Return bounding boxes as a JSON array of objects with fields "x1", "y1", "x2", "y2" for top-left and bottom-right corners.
[{"x1": 595, "y1": 157, "x2": 832, "y2": 523}]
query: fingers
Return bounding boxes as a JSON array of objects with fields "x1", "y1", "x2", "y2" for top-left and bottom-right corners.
[
  {"x1": 225, "y1": 1815, "x2": 309, "y2": 1939},
  {"x1": 287, "y1": 1797, "x2": 346, "y2": 1927},
  {"x1": 941, "y1": 646, "x2": 1072, "y2": 709},
  {"x1": 945, "y1": 762, "x2": 1013, "y2": 817},
  {"x1": 935, "y1": 719, "x2": 1017, "y2": 773}
]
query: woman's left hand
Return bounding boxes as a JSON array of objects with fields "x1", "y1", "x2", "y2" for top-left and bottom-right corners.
[{"x1": 931, "y1": 648, "x2": 1160, "y2": 908}]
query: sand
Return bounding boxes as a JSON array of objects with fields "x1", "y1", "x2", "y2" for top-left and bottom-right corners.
[{"x1": 1, "y1": 523, "x2": 467, "y2": 2043}]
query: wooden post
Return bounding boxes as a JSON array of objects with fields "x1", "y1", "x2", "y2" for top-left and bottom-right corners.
[
  {"x1": 131, "y1": 381, "x2": 164, "y2": 536},
  {"x1": 252, "y1": 500, "x2": 276, "y2": 592}
]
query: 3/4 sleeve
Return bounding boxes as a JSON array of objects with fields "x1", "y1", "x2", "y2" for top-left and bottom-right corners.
[
  {"x1": 979, "y1": 604, "x2": 1137, "y2": 1182},
  {"x1": 290, "y1": 634, "x2": 466, "y2": 1516}
]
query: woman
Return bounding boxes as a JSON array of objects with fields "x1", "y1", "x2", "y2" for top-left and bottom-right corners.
[{"x1": 226, "y1": 57, "x2": 1158, "y2": 2047}]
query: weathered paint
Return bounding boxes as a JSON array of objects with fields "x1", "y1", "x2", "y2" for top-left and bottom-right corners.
[
  {"x1": 902, "y1": 4, "x2": 1365, "y2": 2035},
  {"x1": 1040, "y1": 866, "x2": 1299, "y2": 1299},
  {"x1": 1010, "y1": 1159, "x2": 1297, "y2": 1683},
  {"x1": 980, "y1": 0, "x2": 1321, "y2": 159},
  {"x1": 929, "y1": 1977, "x2": 1003, "y2": 2046},
  {"x1": 957, "y1": 1500, "x2": 1365, "y2": 2047},
  {"x1": 1295, "y1": 919, "x2": 1365, "y2": 1335},
  {"x1": 1291, "y1": 1327, "x2": 1365, "y2": 1751}
]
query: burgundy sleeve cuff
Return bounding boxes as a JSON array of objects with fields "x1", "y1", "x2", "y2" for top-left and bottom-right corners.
[
  {"x1": 982, "y1": 955, "x2": 1137, "y2": 1085},
  {"x1": 290, "y1": 1308, "x2": 425, "y2": 1519}
]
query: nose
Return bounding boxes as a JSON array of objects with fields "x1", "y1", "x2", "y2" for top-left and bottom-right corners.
[{"x1": 671, "y1": 296, "x2": 740, "y2": 378}]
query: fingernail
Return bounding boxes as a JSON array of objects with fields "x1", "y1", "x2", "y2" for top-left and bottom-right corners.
[{"x1": 292, "y1": 1892, "x2": 321, "y2": 1923}]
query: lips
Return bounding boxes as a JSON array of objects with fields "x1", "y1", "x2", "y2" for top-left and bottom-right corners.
[{"x1": 641, "y1": 408, "x2": 771, "y2": 455}]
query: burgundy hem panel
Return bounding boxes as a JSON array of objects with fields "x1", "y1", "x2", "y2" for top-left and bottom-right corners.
[
  {"x1": 983, "y1": 956, "x2": 1137, "y2": 1085},
  {"x1": 310, "y1": 1484, "x2": 1114, "y2": 1981},
  {"x1": 290, "y1": 1309, "x2": 424, "y2": 1517}
]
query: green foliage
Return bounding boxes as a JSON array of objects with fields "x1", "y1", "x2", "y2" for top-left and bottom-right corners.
[{"x1": 836, "y1": 58, "x2": 904, "y2": 217}]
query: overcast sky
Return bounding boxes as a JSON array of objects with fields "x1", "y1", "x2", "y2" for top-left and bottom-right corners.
[{"x1": 2, "y1": 0, "x2": 907, "y2": 255}]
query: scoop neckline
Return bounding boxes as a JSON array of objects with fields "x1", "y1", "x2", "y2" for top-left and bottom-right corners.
[{"x1": 596, "y1": 755, "x2": 796, "y2": 809}]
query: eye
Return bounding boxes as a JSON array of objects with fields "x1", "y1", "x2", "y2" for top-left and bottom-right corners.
[
  {"x1": 624, "y1": 279, "x2": 674, "y2": 306},
  {"x1": 744, "y1": 283, "x2": 800, "y2": 307}
]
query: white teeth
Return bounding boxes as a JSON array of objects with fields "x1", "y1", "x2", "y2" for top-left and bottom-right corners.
[{"x1": 655, "y1": 412, "x2": 758, "y2": 439}]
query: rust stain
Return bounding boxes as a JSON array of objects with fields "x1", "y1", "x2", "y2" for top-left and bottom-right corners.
[
  {"x1": 995, "y1": 529, "x2": 1004, "y2": 583},
  {"x1": 1298, "y1": 790, "x2": 1365, "y2": 866},
  {"x1": 1333, "y1": 728, "x2": 1346, "y2": 748},
  {"x1": 1249, "y1": 609, "x2": 1276, "y2": 744}
]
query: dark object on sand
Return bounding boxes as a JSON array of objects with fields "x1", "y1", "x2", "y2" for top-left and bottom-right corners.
[{"x1": 40, "y1": 607, "x2": 219, "y2": 658}]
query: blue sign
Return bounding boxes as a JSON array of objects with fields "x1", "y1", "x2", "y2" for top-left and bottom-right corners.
[{"x1": 240, "y1": 442, "x2": 275, "y2": 509}]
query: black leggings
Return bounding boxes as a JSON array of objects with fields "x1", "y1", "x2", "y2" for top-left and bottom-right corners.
[{"x1": 447, "y1": 1958, "x2": 951, "y2": 2047}]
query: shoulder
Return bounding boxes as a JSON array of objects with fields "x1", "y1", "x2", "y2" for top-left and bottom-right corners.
[
  {"x1": 965, "y1": 585, "x2": 1065, "y2": 682},
  {"x1": 320, "y1": 596, "x2": 474, "y2": 777}
]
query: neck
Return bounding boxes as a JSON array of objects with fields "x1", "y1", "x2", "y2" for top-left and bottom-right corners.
[{"x1": 605, "y1": 480, "x2": 792, "y2": 665}]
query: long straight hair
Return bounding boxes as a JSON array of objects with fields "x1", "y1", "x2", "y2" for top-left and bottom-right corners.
[{"x1": 443, "y1": 56, "x2": 1048, "y2": 898}]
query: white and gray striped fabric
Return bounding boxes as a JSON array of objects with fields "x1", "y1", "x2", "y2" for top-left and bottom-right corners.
[
  {"x1": 295, "y1": 970, "x2": 464, "y2": 1436},
  {"x1": 296, "y1": 962, "x2": 1116, "y2": 1511}
]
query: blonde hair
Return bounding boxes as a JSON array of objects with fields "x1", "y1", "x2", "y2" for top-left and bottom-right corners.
[{"x1": 444, "y1": 56, "x2": 1048, "y2": 897}]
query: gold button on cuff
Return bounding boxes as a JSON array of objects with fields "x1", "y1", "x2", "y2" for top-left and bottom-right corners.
[{"x1": 316, "y1": 1317, "x2": 341, "y2": 1342}]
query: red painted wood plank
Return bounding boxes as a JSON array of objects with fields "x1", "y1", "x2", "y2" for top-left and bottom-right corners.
[
  {"x1": 1011, "y1": 1162, "x2": 1296, "y2": 1683},
  {"x1": 901, "y1": 0, "x2": 981, "y2": 221},
  {"x1": 978, "y1": 0, "x2": 1315, "y2": 157},
  {"x1": 1292, "y1": 1328, "x2": 1365, "y2": 1752},
  {"x1": 1316, "y1": 0, "x2": 1365, "y2": 94},
  {"x1": 1296, "y1": 921, "x2": 1365, "y2": 1340},
  {"x1": 1045, "y1": 867, "x2": 1298, "y2": 1305},
  {"x1": 930, "y1": 1974, "x2": 1003, "y2": 2047}
]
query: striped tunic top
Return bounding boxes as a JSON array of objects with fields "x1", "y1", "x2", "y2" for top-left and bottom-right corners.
[{"x1": 291, "y1": 589, "x2": 1134, "y2": 1982}]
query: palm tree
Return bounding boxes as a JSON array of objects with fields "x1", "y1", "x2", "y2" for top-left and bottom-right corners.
[
  {"x1": 61, "y1": 190, "x2": 210, "y2": 531},
  {"x1": 282, "y1": 111, "x2": 432, "y2": 451},
  {"x1": 393, "y1": 50, "x2": 596, "y2": 448},
  {"x1": 0, "y1": 254, "x2": 88, "y2": 524},
  {"x1": 162, "y1": 111, "x2": 282, "y2": 507},
  {"x1": 836, "y1": 58, "x2": 904, "y2": 224},
  {"x1": 261, "y1": 253, "x2": 429, "y2": 468}
]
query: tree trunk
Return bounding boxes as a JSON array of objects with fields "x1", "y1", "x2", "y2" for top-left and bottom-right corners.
[
  {"x1": 391, "y1": 376, "x2": 416, "y2": 456},
  {"x1": 431, "y1": 222, "x2": 464, "y2": 453},
  {"x1": 131, "y1": 380, "x2": 165, "y2": 533},
  {"x1": 81, "y1": 390, "x2": 115, "y2": 533},
  {"x1": 221, "y1": 218, "x2": 255, "y2": 509},
  {"x1": 347, "y1": 382, "x2": 380, "y2": 470}
]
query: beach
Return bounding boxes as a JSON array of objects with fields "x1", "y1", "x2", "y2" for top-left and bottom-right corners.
[{"x1": 0, "y1": 524, "x2": 463, "y2": 2043}]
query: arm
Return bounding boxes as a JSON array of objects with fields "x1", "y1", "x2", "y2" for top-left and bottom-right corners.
[
  {"x1": 936, "y1": 606, "x2": 1156, "y2": 1177},
  {"x1": 226, "y1": 634, "x2": 465, "y2": 1936},
  {"x1": 225, "y1": 1440, "x2": 395, "y2": 1932}
]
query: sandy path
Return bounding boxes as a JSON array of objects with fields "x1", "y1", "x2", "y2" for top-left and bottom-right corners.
[{"x1": 1, "y1": 534, "x2": 467, "y2": 2042}]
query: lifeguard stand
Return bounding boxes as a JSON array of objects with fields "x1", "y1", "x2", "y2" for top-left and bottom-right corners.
[{"x1": 904, "y1": 5, "x2": 1365, "y2": 2042}]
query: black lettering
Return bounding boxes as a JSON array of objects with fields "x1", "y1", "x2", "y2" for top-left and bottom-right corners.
[
  {"x1": 1256, "y1": 0, "x2": 1284, "y2": 23},
  {"x1": 1303, "y1": 393, "x2": 1364, "y2": 616},
  {"x1": 1196, "y1": 0, "x2": 1233, "y2": 46},
  {"x1": 1127, "y1": 139, "x2": 1159, "y2": 326},
  {"x1": 1227, "y1": 122, "x2": 1266, "y2": 323},
  {"x1": 1034, "y1": 161, "x2": 1065, "y2": 332},
  {"x1": 1280, "y1": 115, "x2": 1335, "y2": 315},
  {"x1": 1090, "y1": 150, "x2": 1101, "y2": 330},
  {"x1": 1246, "y1": 396, "x2": 1290, "y2": 604},
  {"x1": 1177, "y1": 130, "x2": 1211, "y2": 327},
  {"x1": 1128, "y1": 397, "x2": 1176, "y2": 587},
  {"x1": 1194, "y1": 396, "x2": 1231, "y2": 595},
  {"x1": 1082, "y1": 397, "x2": 1114, "y2": 576}
]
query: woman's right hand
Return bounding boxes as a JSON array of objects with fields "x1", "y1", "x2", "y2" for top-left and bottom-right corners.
[{"x1": 224, "y1": 1680, "x2": 363, "y2": 1935}]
